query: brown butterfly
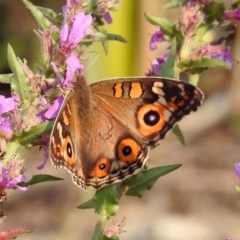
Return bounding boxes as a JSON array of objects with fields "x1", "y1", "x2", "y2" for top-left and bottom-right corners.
[{"x1": 50, "y1": 74, "x2": 203, "y2": 190}]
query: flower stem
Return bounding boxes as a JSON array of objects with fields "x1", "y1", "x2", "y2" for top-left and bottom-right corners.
[
  {"x1": 91, "y1": 214, "x2": 109, "y2": 240},
  {"x1": 189, "y1": 74, "x2": 199, "y2": 86},
  {"x1": 3, "y1": 141, "x2": 19, "y2": 165}
]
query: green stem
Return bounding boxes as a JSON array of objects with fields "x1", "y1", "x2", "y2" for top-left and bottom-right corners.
[
  {"x1": 91, "y1": 214, "x2": 109, "y2": 240},
  {"x1": 3, "y1": 141, "x2": 19, "y2": 165},
  {"x1": 189, "y1": 74, "x2": 199, "y2": 86}
]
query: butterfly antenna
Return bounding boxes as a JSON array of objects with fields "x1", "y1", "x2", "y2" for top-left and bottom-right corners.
[{"x1": 83, "y1": 52, "x2": 100, "y2": 73}]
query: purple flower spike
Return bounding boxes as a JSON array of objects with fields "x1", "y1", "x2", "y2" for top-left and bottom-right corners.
[
  {"x1": 149, "y1": 29, "x2": 165, "y2": 50},
  {"x1": 234, "y1": 163, "x2": 240, "y2": 178}
]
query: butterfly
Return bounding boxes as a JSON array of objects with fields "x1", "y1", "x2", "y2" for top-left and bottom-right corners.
[{"x1": 50, "y1": 74, "x2": 203, "y2": 190}]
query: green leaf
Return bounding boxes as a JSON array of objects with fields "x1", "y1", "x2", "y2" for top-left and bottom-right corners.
[
  {"x1": 178, "y1": 58, "x2": 231, "y2": 72},
  {"x1": 36, "y1": 6, "x2": 62, "y2": 24},
  {"x1": 172, "y1": 124, "x2": 185, "y2": 146},
  {"x1": 17, "y1": 174, "x2": 64, "y2": 187},
  {"x1": 124, "y1": 164, "x2": 181, "y2": 198},
  {"x1": 162, "y1": 0, "x2": 188, "y2": 9},
  {"x1": 203, "y1": 2, "x2": 225, "y2": 23},
  {"x1": 0, "y1": 227, "x2": 35, "y2": 240},
  {"x1": 94, "y1": 32, "x2": 128, "y2": 43},
  {"x1": 235, "y1": 186, "x2": 240, "y2": 195},
  {"x1": 13, "y1": 121, "x2": 53, "y2": 147},
  {"x1": 96, "y1": 26, "x2": 109, "y2": 55},
  {"x1": 0, "y1": 74, "x2": 13, "y2": 84},
  {"x1": 22, "y1": 0, "x2": 51, "y2": 30},
  {"x1": 7, "y1": 44, "x2": 31, "y2": 108},
  {"x1": 144, "y1": 13, "x2": 183, "y2": 45},
  {"x1": 77, "y1": 198, "x2": 95, "y2": 209},
  {"x1": 159, "y1": 38, "x2": 176, "y2": 78},
  {"x1": 93, "y1": 185, "x2": 122, "y2": 216}
]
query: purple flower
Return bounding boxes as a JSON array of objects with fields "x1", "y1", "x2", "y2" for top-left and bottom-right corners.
[
  {"x1": 150, "y1": 29, "x2": 165, "y2": 50},
  {"x1": 51, "y1": 55, "x2": 83, "y2": 89},
  {"x1": 224, "y1": 7, "x2": 240, "y2": 21},
  {"x1": 234, "y1": 163, "x2": 240, "y2": 178},
  {"x1": 189, "y1": 44, "x2": 232, "y2": 67},
  {"x1": 0, "y1": 163, "x2": 27, "y2": 191},
  {"x1": 65, "y1": 55, "x2": 84, "y2": 86},
  {"x1": 98, "y1": 0, "x2": 121, "y2": 24},
  {"x1": 0, "y1": 94, "x2": 19, "y2": 136},
  {"x1": 37, "y1": 145, "x2": 49, "y2": 170},
  {"x1": 146, "y1": 54, "x2": 168, "y2": 76},
  {"x1": 0, "y1": 118, "x2": 13, "y2": 134},
  {"x1": 0, "y1": 96, "x2": 15, "y2": 116},
  {"x1": 60, "y1": 12, "x2": 93, "y2": 55},
  {"x1": 211, "y1": 50, "x2": 232, "y2": 67},
  {"x1": 44, "y1": 96, "x2": 64, "y2": 120},
  {"x1": 103, "y1": 11, "x2": 113, "y2": 24},
  {"x1": 62, "y1": 0, "x2": 79, "y2": 20},
  {"x1": 180, "y1": 4, "x2": 204, "y2": 37}
]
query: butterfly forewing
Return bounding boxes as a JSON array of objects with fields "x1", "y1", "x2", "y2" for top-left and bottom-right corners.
[{"x1": 91, "y1": 77, "x2": 203, "y2": 144}]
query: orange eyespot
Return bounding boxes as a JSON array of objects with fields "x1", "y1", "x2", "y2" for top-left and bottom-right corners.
[
  {"x1": 137, "y1": 104, "x2": 165, "y2": 136},
  {"x1": 170, "y1": 96, "x2": 185, "y2": 107},
  {"x1": 64, "y1": 135, "x2": 76, "y2": 165},
  {"x1": 88, "y1": 158, "x2": 111, "y2": 178},
  {"x1": 117, "y1": 138, "x2": 141, "y2": 163}
]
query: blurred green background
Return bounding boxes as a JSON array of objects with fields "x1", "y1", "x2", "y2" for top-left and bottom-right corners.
[{"x1": 1, "y1": 1, "x2": 240, "y2": 240}]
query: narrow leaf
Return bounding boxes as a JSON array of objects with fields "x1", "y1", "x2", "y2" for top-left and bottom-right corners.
[
  {"x1": 94, "y1": 32, "x2": 128, "y2": 43},
  {"x1": 36, "y1": 6, "x2": 62, "y2": 23},
  {"x1": 159, "y1": 38, "x2": 176, "y2": 78},
  {"x1": 162, "y1": 0, "x2": 187, "y2": 9},
  {"x1": 17, "y1": 174, "x2": 63, "y2": 187},
  {"x1": 22, "y1": 0, "x2": 51, "y2": 30},
  {"x1": 172, "y1": 124, "x2": 185, "y2": 146},
  {"x1": 77, "y1": 199, "x2": 95, "y2": 209},
  {"x1": 179, "y1": 58, "x2": 231, "y2": 72},
  {"x1": 124, "y1": 164, "x2": 181, "y2": 198},
  {"x1": 13, "y1": 121, "x2": 53, "y2": 147},
  {"x1": 7, "y1": 44, "x2": 31, "y2": 108}
]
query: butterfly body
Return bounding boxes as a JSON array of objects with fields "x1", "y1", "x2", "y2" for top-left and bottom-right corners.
[{"x1": 50, "y1": 75, "x2": 203, "y2": 190}]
